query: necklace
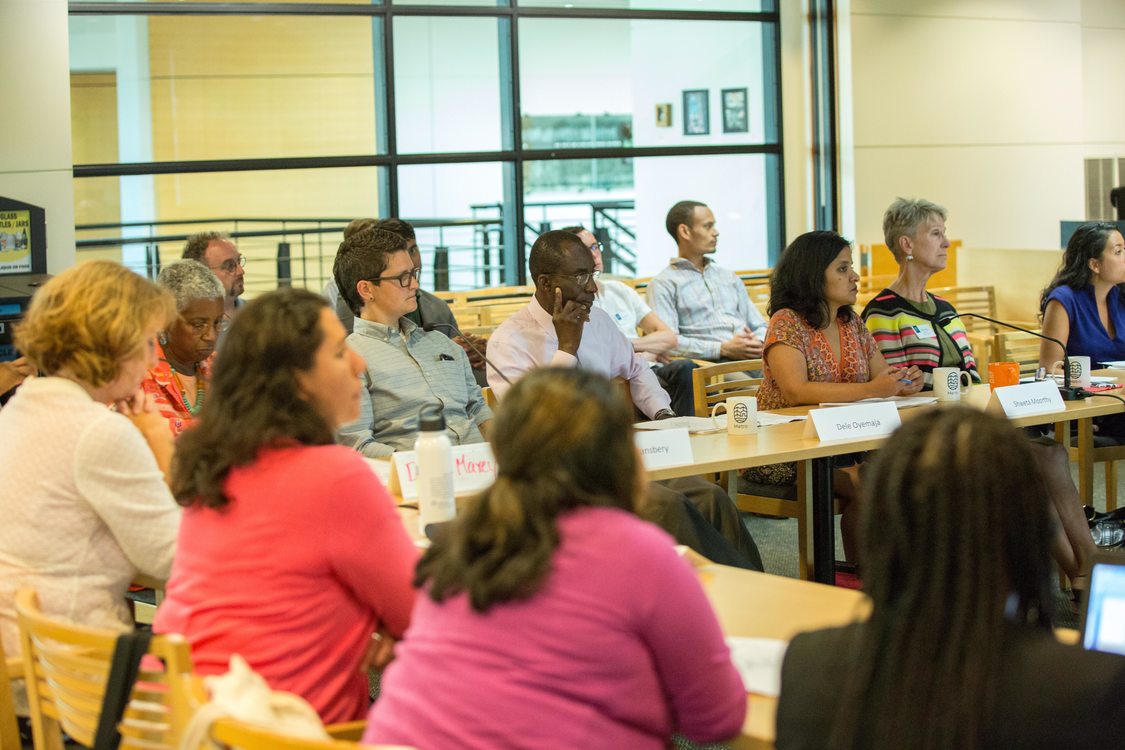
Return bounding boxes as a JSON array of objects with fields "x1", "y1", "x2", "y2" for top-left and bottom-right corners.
[{"x1": 169, "y1": 365, "x2": 205, "y2": 415}]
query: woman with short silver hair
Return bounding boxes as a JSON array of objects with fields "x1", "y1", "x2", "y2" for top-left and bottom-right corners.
[{"x1": 141, "y1": 259, "x2": 225, "y2": 435}]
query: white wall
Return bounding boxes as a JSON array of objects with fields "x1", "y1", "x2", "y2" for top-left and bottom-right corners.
[
  {"x1": 0, "y1": 0, "x2": 74, "y2": 272},
  {"x1": 847, "y1": 0, "x2": 1125, "y2": 252},
  {"x1": 69, "y1": 15, "x2": 155, "y2": 262},
  {"x1": 629, "y1": 19, "x2": 770, "y2": 275}
]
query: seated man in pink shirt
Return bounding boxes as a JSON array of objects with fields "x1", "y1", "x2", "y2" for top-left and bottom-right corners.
[
  {"x1": 487, "y1": 229, "x2": 762, "y2": 570},
  {"x1": 563, "y1": 224, "x2": 698, "y2": 415}
]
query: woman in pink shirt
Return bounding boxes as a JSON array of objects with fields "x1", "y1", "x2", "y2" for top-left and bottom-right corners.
[
  {"x1": 154, "y1": 289, "x2": 417, "y2": 723},
  {"x1": 365, "y1": 368, "x2": 747, "y2": 750}
]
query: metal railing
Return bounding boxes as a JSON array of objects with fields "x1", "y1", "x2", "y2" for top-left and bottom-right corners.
[
  {"x1": 74, "y1": 216, "x2": 505, "y2": 293},
  {"x1": 472, "y1": 199, "x2": 637, "y2": 276}
]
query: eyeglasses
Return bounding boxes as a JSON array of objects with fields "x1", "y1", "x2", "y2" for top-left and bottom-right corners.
[
  {"x1": 587, "y1": 242, "x2": 603, "y2": 254},
  {"x1": 553, "y1": 270, "x2": 601, "y2": 287},
  {"x1": 209, "y1": 255, "x2": 246, "y2": 274},
  {"x1": 370, "y1": 267, "x2": 422, "y2": 288}
]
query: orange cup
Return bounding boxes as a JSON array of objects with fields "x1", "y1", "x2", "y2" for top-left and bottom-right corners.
[{"x1": 988, "y1": 361, "x2": 1020, "y2": 390}]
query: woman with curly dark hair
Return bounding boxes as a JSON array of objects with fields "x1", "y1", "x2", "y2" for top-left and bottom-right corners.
[
  {"x1": 1039, "y1": 221, "x2": 1125, "y2": 439},
  {"x1": 154, "y1": 288, "x2": 417, "y2": 723}
]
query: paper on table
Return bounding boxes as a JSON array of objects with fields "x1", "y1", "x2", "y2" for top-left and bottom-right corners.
[
  {"x1": 1100, "y1": 361, "x2": 1125, "y2": 369},
  {"x1": 818, "y1": 396, "x2": 937, "y2": 409},
  {"x1": 725, "y1": 637, "x2": 789, "y2": 697},
  {"x1": 636, "y1": 412, "x2": 806, "y2": 432},
  {"x1": 1020, "y1": 375, "x2": 1117, "y2": 385},
  {"x1": 757, "y1": 411, "x2": 806, "y2": 425},
  {"x1": 634, "y1": 416, "x2": 724, "y2": 434},
  {"x1": 363, "y1": 457, "x2": 394, "y2": 487}
]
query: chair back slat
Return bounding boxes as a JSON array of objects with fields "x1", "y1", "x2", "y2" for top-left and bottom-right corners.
[
  {"x1": 691, "y1": 360, "x2": 763, "y2": 417},
  {"x1": 992, "y1": 330, "x2": 1042, "y2": 379},
  {"x1": 15, "y1": 589, "x2": 196, "y2": 750}
]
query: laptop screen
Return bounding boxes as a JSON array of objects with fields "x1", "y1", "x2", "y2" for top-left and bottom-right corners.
[{"x1": 1082, "y1": 557, "x2": 1125, "y2": 655}]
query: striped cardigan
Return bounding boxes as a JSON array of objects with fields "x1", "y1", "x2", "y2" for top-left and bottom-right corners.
[{"x1": 861, "y1": 289, "x2": 980, "y2": 386}]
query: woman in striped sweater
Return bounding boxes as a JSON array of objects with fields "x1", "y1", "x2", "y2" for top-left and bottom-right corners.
[{"x1": 861, "y1": 197, "x2": 1097, "y2": 580}]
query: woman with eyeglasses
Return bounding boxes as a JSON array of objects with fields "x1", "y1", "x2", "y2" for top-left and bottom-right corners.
[
  {"x1": 141, "y1": 260, "x2": 226, "y2": 436},
  {"x1": 334, "y1": 227, "x2": 491, "y2": 456}
]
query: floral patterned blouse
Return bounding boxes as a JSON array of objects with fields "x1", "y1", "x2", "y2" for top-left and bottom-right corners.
[
  {"x1": 756, "y1": 308, "x2": 879, "y2": 409},
  {"x1": 141, "y1": 340, "x2": 213, "y2": 437},
  {"x1": 745, "y1": 309, "x2": 878, "y2": 486}
]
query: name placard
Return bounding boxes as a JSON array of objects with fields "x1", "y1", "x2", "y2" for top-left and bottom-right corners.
[
  {"x1": 634, "y1": 428, "x2": 694, "y2": 470},
  {"x1": 391, "y1": 443, "x2": 498, "y2": 499},
  {"x1": 802, "y1": 402, "x2": 901, "y2": 441},
  {"x1": 987, "y1": 380, "x2": 1065, "y2": 418}
]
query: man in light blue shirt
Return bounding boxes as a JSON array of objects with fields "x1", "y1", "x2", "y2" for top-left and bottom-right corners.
[
  {"x1": 646, "y1": 200, "x2": 768, "y2": 362},
  {"x1": 334, "y1": 227, "x2": 491, "y2": 457}
]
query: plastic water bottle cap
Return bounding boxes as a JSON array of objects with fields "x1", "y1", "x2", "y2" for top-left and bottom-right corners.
[{"x1": 418, "y1": 404, "x2": 446, "y2": 431}]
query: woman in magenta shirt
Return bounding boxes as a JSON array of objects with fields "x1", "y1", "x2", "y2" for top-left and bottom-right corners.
[
  {"x1": 154, "y1": 289, "x2": 418, "y2": 723},
  {"x1": 365, "y1": 368, "x2": 747, "y2": 750}
]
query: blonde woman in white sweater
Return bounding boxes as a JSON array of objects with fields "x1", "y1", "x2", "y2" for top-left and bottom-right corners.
[{"x1": 0, "y1": 261, "x2": 182, "y2": 711}]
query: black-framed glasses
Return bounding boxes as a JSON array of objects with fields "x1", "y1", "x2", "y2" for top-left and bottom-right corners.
[
  {"x1": 209, "y1": 255, "x2": 245, "y2": 274},
  {"x1": 371, "y1": 267, "x2": 422, "y2": 288},
  {"x1": 553, "y1": 270, "x2": 601, "y2": 287}
]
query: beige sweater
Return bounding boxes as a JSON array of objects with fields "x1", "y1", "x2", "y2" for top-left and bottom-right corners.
[{"x1": 0, "y1": 377, "x2": 181, "y2": 710}]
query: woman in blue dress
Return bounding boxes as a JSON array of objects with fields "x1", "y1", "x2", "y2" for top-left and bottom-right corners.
[{"x1": 1039, "y1": 221, "x2": 1125, "y2": 437}]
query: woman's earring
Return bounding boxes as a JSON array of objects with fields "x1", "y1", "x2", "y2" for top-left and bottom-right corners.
[
  {"x1": 905, "y1": 254, "x2": 914, "y2": 261},
  {"x1": 158, "y1": 332, "x2": 168, "y2": 346}
]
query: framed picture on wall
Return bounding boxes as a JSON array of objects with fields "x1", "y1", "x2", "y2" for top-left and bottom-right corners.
[
  {"x1": 682, "y1": 89, "x2": 709, "y2": 136},
  {"x1": 721, "y1": 87, "x2": 748, "y2": 133},
  {"x1": 655, "y1": 103, "x2": 672, "y2": 128}
]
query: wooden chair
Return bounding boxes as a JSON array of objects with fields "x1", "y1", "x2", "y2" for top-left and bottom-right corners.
[
  {"x1": 929, "y1": 284, "x2": 1003, "y2": 371},
  {"x1": 992, "y1": 330, "x2": 1125, "y2": 509},
  {"x1": 15, "y1": 589, "x2": 198, "y2": 750},
  {"x1": 991, "y1": 329, "x2": 1044, "y2": 380},
  {"x1": 691, "y1": 360, "x2": 813, "y2": 579},
  {"x1": 208, "y1": 716, "x2": 414, "y2": 750},
  {"x1": 0, "y1": 639, "x2": 19, "y2": 750},
  {"x1": 481, "y1": 386, "x2": 497, "y2": 410}
]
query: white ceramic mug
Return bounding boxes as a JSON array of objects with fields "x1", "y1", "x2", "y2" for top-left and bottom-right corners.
[
  {"x1": 1053, "y1": 356, "x2": 1092, "y2": 388},
  {"x1": 710, "y1": 396, "x2": 758, "y2": 436},
  {"x1": 932, "y1": 367, "x2": 971, "y2": 401}
]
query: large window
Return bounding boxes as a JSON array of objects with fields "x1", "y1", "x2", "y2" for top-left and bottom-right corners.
[{"x1": 69, "y1": 1, "x2": 782, "y2": 292}]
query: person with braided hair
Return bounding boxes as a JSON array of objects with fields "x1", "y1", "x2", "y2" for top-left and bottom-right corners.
[{"x1": 776, "y1": 408, "x2": 1125, "y2": 750}]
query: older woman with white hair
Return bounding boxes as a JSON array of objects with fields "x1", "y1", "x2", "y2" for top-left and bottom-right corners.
[{"x1": 142, "y1": 259, "x2": 225, "y2": 436}]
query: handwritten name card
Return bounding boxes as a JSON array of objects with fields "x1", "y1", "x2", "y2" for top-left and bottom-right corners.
[{"x1": 391, "y1": 443, "x2": 498, "y2": 499}]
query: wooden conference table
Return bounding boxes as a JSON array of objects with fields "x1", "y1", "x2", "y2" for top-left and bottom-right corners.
[
  {"x1": 647, "y1": 385, "x2": 1125, "y2": 585},
  {"x1": 699, "y1": 562, "x2": 867, "y2": 749}
]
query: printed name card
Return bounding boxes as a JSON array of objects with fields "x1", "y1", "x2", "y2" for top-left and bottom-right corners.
[
  {"x1": 634, "y1": 427, "x2": 694, "y2": 470},
  {"x1": 987, "y1": 380, "x2": 1065, "y2": 418},
  {"x1": 802, "y1": 403, "x2": 901, "y2": 441},
  {"x1": 390, "y1": 443, "x2": 498, "y2": 499}
]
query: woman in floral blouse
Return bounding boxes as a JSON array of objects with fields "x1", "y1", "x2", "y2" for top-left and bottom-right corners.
[
  {"x1": 747, "y1": 230, "x2": 923, "y2": 560},
  {"x1": 142, "y1": 260, "x2": 225, "y2": 436}
]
